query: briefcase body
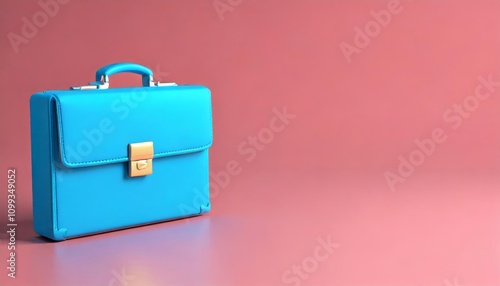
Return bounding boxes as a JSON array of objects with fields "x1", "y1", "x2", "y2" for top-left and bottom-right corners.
[{"x1": 30, "y1": 63, "x2": 212, "y2": 241}]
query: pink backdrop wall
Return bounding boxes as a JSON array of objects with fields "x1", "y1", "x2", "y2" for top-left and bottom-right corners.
[
  {"x1": 1, "y1": 0, "x2": 500, "y2": 285},
  {"x1": 2, "y1": 0, "x2": 499, "y2": 220}
]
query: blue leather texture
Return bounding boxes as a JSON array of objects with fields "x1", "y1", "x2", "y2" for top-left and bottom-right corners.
[
  {"x1": 53, "y1": 86, "x2": 212, "y2": 168},
  {"x1": 30, "y1": 76, "x2": 212, "y2": 241},
  {"x1": 95, "y1": 62, "x2": 153, "y2": 83}
]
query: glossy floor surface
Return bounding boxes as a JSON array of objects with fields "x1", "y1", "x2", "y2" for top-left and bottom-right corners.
[{"x1": 2, "y1": 170, "x2": 500, "y2": 286}]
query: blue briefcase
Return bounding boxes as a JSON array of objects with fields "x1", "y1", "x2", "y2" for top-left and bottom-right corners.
[{"x1": 30, "y1": 63, "x2": 213, "y2": 241}]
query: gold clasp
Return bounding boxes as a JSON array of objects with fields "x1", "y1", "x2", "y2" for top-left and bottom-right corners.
[{"x1": 129, "y1": 142, "x2": 154, "y2": 177}]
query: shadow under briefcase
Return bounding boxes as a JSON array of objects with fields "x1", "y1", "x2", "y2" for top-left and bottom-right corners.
[{"x1": 30, "y1": 63, "x2": 213, "y2": 241}]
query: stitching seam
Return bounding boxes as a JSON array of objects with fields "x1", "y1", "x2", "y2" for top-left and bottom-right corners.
[{"x1": 55, "y1": 92, "x2": 213, "y2": 166}]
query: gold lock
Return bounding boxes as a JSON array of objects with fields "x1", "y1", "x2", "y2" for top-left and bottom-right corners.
[{"x1": 129, "y1": 142, "x2": 154, "y2": 177}]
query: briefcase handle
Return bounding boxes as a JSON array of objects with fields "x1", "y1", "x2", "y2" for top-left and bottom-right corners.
[
  {"x1": 70, "y1": 62, "x2": 177, "y2": 90},
  {"x1": 96, "y1": 62, "x2": 153, "y2": 87}
]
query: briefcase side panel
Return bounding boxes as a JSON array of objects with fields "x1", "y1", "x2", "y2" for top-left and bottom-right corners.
[{"x1": 30, "y1": 93, "x2": 66, "y2": 241}]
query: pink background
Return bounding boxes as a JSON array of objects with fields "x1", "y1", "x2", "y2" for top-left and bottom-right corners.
[{"x1": 1, "y1": 0, "x2": 500, "y2": 285}]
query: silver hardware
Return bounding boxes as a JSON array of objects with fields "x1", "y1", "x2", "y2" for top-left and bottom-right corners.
[
  {"x1": 70, "y1": 76, "x2": 109, "y2": 90},
  {"x1": 147, "y1": 77, "x2": 178, "y2": 87},
  {"x1": 70, "y1": 85, "x2": 99, "y2": 90},
  {"x1": 70, "y1": 75, "x2": 177, "y2": 90},
  {"x1": 154, "y1": 82, "x2": 177, "y2": 87}
]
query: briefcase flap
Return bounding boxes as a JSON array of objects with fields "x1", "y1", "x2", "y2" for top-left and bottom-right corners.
[{"x1": 51, "y1": 85, "x2": 212, "y2": 168}]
